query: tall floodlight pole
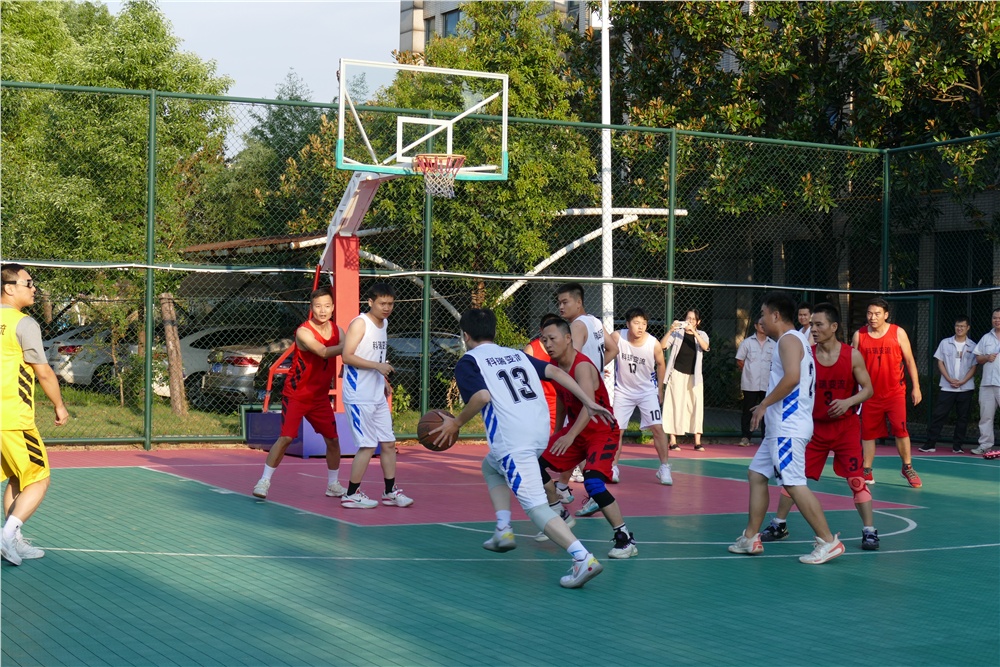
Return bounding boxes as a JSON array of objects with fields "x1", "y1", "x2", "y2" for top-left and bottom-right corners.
[{"x1": 599, "y1": 0, "x2": 613, "y2": 341}]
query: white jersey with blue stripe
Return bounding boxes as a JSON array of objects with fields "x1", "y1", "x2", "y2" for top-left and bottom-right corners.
[
  {"x1": 342, "y1": 314, "x2": 388, "y2": 405},
  {"x1": 576, "y1": 314, "x2": 607, "y2": 370},
  {"x1": 764, "y1": 329, "x2": 815, "y2": 439},
  {"x1": 455, "y1": 343, "x2": 550, "y2": 456}
]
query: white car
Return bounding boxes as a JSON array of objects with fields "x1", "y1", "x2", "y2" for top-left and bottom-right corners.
[
  {"x1": 147, "y1": 326, "x2": 283, "y2": 404},
  {"x1": 47, "y1": 328, "x2": 120, "y2": 390}
]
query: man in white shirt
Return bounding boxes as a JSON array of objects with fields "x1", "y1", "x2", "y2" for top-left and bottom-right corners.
[
  {"x1": 920, "y1": 316, "x2": 978, "y2": 453},
  {"x1": 972, "y1": 308, "x2": 1000, "y2": 456},
  {"x1": 734, "y1": 318, "x2": 774, "y2": 446}
]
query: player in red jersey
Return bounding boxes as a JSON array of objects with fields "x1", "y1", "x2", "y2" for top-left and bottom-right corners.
[
  {"x1": 759, "y1": 303, "x2": 880, "y2": 550},
  {"x1": 851, "y1": 298, "x2": 922, "y2": 487},
  {"x1": 252, "y1": 288, "x2": 346, "y2": 500},
  {"x1": 537, "y1": 317, "x2": 638, "y2": 559}
]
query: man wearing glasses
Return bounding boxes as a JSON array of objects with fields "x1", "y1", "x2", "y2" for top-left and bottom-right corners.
[
  {"x1": 920, "y1": 316, "x2": 978, "y2": 454},
  {"x1": 1, "y1": 263, "x2": 69, "y2": 565}
]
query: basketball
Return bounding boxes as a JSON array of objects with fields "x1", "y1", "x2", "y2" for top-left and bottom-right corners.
[{"x1": 417, "y1": 410, "x2": 455, "y2": 451}]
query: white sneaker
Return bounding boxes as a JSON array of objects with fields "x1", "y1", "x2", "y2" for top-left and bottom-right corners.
[
  {"x1": 13, "y1": 534, "x2": 44, "y2": 560},
  {"x1": 341, "y1": 491, "x2": 378, "y2": 509},
  {"x1": 575, "y1": 497, "x2": 600, "y2": 517},
  {"x1": 611, "y1": 465, "x2": 620, "y2": 483},
  {"x1": 609, "y1": 530, "x2": 638, "y2": 559},
  {"x1": 534, "y1": 531, "x2": 550, "y2": 542},
  {"x1": 656, "y1": 464, "x2": 673, "y2": 486},
  {"x1": 559, "y1": 506, "x2": 577, "y2": 529},
  {"x1": 971, "y1": 445, "x2": 993, "y2": 456},
  {"x1": 483, "y1": 528, "x2": 517, "y2": 552},
  {"x1": 1, "y1": 533, "x2": 22, "y2": 566},
  {"x1": 555, "y1": 484, "x2": 574, "y2": 505},
  {"x1": 799, "y1": 534, "x2": 845, "y2": 564},
  {"x1": 559, "y1": 554, "x2": 603, "y2": 588},
  {"x1": 325, "y1": 481, "x2": 346, "y2": 497},
  {"x1": 382, "y1": 487, "x2": 414, "y2": 507},
  {"x1": 252, "y1": 478, "x2": 270, "y2": 499},
  {"x1": 570, "y1": 466, "x2": 584, "y2": 483},
  {"x1": 728, "y1": 533, "x2": 763, "y2": 555}
]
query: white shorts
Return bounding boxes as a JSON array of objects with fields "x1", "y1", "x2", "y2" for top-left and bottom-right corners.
[
  {"x1": 485, "y1": 448, "x2": 549, "y2": 511},
  {"x1": 748, "y1": 436, "x2": 809, "y2": 486},
  {"x1": 346, "y1": 401, "x2": 394, "y2": 449},
  {"x1": 614, "y1": 391, "x2": 663, "y2": 431}
]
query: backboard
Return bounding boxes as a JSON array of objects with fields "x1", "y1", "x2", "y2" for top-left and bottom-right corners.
[{"x1": 336, "y1": 59, "x2": 508, "y2": 181}]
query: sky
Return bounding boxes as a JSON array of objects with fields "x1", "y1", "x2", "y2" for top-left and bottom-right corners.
[{"x1": 102, "y1": 1, "x2": 402, "y2": 103}]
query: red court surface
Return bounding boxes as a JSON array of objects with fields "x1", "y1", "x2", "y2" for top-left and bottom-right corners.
[{"x1": 49, "y1": 442, "x2": 918, "y2": 526}]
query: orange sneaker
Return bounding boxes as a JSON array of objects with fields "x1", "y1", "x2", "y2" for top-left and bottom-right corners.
[{"x1": 901, "y1": 465, "x2": 922, "y2": 488}]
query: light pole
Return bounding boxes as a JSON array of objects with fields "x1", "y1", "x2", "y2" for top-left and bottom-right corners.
[{"x1": 598, "y1": 0, "x2": 613, "y2": 348}]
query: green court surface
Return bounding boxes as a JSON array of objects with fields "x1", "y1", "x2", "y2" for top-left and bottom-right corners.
[{"x1": 2, "y1": 451, "x2": 998, "y2": 667}]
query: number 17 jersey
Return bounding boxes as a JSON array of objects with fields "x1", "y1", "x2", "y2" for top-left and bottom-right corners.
[{"x1": 454, "y1": 343, "x2": 552, "y2": 456}]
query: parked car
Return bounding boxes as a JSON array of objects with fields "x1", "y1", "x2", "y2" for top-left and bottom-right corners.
[
  {"x1": 200, "y1": 334, "x2": 294, "y2": 409},
  {"x1": 43, "y1": 325, "x2": 95, "y2": 354},
  {"x1": 147, "y1": 326, "x2": 285, "y2": 406},
  {"x1": 251, "y1": 331, "x2": 465, "y2": 410},
  {"x1": 47, "y1": 328, "x2": 123, "y2": 391}
]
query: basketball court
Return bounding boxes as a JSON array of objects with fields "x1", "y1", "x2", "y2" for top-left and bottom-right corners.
[{"x1": 2, "y1": 444, "x2": 997, "y2": 667}]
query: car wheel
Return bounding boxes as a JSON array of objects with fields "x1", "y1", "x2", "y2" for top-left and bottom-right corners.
[
  {"x1": 185, "y1": 373, "x2": 206, "y2": 409},
  {"x1": 92, "y1": 364, "x2": 120, "y2": 395}
]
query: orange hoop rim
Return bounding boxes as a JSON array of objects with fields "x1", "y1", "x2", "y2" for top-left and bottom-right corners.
[{"x1": 413, "y1": 153, "x2": 466, "y2": 175}]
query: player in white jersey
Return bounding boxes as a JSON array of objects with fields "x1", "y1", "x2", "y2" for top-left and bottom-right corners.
[
  {"x1": 610, "y1": 308, "x2": 672, "y2": 485},
  {"x1": 556, "y1": 282, "x2": 618, "y2": 482},
  {"x1": 431, "y1": 309, "x2": 616, "y2": 588},
  {"x1": 729, "y1": 292, "x2": 845, "y2": 565},
  {"x1": 340, "y1": 283, "x2": 413, "y2": 510}
]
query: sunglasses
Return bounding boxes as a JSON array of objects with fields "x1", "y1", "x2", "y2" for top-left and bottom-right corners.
[{"x1": 2, "y1": 279, "x2": 36, "y2": 288}]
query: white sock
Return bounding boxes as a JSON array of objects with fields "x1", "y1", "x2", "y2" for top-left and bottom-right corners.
[
  {"x1": 863, "y1": 525, "x2": 876, "y2": 533},
  {"x1": 567, "y1": 540, "x2": 589, "y2": 561},
  {"x1": 555, "y1": 482, "x2": 569, "y2": 492},
  {"x1": 772, "y1": 517, "x2": 786, "y2": 526},
  {"x1": 327, "y1": 468, "x2": 340, "y2": 485},
  {"x1": 495, "y1": 510, "x2": 511, "y2": 531},
  {"x1": 3, "y1": 517, "x2": 23, "y2": 540},
  {"x1": 261, "y1": 464, "x2": 277, "y2": 481}
]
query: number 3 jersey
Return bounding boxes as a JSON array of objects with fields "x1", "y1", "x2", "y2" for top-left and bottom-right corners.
[{"x1": 454, "y1": 343, "x2": 552, "y2": 456}]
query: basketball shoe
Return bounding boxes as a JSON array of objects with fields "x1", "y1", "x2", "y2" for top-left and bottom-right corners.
[
  {"x1": 760, "y1": 520, "x2": 789, "y2": 542},
  {"x1": 325, "y1": 481, "x2": 346, "y2": 497},
  {"x1": 559, "y1": 554, "x2": 603, "y2": 588},
  {"x1": 901, "y1": 465, "x2": 922, "y2": 488},
  {"x1": 570, "y1": 466, "x2": 584, "y2": 483},
  {"x1": 608, "y1": 530, "x2": 638, "y2": 559},
  {"x1": 611, "y1": 466, "x2": 620, "y2": 483},
  {"x1": 799, "y1": 534, "x2": 845, "y2": 564},
  {"x1": 861, "y1": 528, "x2": 880, "y2": 551},
  {"x1": 1, "y1": 533, "x2": 22, "y2": 566},
  {"x1": 341, "y1": 491, "x2": 378, "y2": 509},
  {"x1": 483, "y1": 528, "x2": 517, "y2": 553},
  {"x1": 252, "y1": 478, "x2": 270, "y2": 499},
  {"x1": 728, "y1": 533, "x2": 763, "y2": 555},
  {"x1": 655, "y1": 464, "x2": 673, "y2": 485},
  {"x1": 381, "y1": 487, "x2": 414, "y2": 507},
  {"x1": 574, "y1": 497, "x2": 600, "y2": 518},
  {"x1": 862, "y1": 468, "x2": 875, "y2": 485},
  {"x1": 555, "y1": 483, "x2": 574, "y2": 504}
]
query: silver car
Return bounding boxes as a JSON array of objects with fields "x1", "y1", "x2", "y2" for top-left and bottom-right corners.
[{"x1": 201, "y1": 336, "x2": 293, "y2": 408}]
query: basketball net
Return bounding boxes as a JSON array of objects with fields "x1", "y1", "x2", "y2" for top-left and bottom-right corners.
[{"x1": 413, "y1": 153, "x2": 466, "y2": 199}]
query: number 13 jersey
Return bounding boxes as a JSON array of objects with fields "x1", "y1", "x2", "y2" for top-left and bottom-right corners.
[{"x1": 454, "y1": 343, "x2": 551, "y2": 456}]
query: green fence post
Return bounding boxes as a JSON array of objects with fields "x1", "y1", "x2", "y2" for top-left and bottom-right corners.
[
  {"x1": 666, "y1": 128, "x2": 678, "y2": 324},
  {"x1": 419, "y1": 110, "x2": 434, "y2": 416},
  {"x1": 881, "y1": 151, "x2": 890, "y2": 293},
  {"x1": 143, "y1": 90, "x2": 157, "y2": 451}
]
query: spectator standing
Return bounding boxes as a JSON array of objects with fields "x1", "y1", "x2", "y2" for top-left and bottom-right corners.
[
  {"x1": 661, "y1": 309, "x2": 710, "y2": 451},
  {"x1": 920, "y1": 316, "x2": 978, "y2": 454},
  {"x1": 972, "y1": 308, "x2": 1000, "y2": 456},
  {"x1": 735, "y1": 318, "x2": 774, "y2": 446}
]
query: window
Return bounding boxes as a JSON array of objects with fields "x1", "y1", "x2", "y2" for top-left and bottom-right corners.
[
  {"x1": 424, "y1": 17, "x2": 434, "y2": 44},
  {"x1": 443, "y1": 10, "x2": 462, "y2": 37}
]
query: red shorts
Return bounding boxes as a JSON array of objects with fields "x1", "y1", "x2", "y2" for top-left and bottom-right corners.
[
  {"x1": 280, "y1": 394, "x2": 338, "y2": 440},
  {"x1": 541, "y1": 425, "x2": 619, "y2": 480},
  {"x1": 806, "y1": 417, "x2": 863, "y2": 480},
  {"x1": 860, "y1": 394, "x2": 909, "y2": 440}
]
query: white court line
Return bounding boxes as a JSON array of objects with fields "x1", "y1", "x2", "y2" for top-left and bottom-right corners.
[
  {"x1": 910, "y1": 457, "x2": 1000, "y2": 468},
  {"x1": 37, "y1": 542, "x2": 1000, "y2": 562},
  {"x1": 440, "y1": 509, "x2": 919, "y2": 544},
  {"x1": 296, "y1": 472, "x2": 481, "y2": 485}
]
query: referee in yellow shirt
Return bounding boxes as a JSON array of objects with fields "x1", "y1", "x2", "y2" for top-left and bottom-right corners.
[{"x1": 1, "y1": 263, "x2": 69, "y2": 565}]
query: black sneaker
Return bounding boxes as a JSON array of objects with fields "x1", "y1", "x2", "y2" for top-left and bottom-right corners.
[
  {"x1": 693, "y1": 444, "x2": 706, "y2": 452},
  {"x1": 861, "y1": 529, "x2": 880, "y2": 551},
  {"x1": 918, "y1": 445, "x2": 936, "y2": 453},
  {"x1": 608, "y1": 530, "x2": 638, "y2": 559},
  {"x1": 759, "y1": 522, "x2": 789, "y2": 542},
  {"x1": 669, "y1": 444, "x2": 681, "y2": 451},
  {"x1": 952, "y1": 448, "x2": 964, "y2": 454}
]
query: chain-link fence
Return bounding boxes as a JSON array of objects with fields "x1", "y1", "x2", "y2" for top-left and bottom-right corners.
[{"x1": 3, "y1": 82, "x2": 998, "y2": 446}]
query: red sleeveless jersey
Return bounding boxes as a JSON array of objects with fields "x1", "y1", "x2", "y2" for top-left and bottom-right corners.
[
  {"x1": 856, "y1": 324, "x2": 905, "y2": 399},
  {"x1": 813, "y1": 343, "x2": 858, "y2": 423},
  {"x1": 284, "y1": 320, "x2": 339, "y2": 401},
  {"x1": 553, "y1": 351, "x2": 617, "y2": 438},
  {"x1": 526, "y1": 338, "x2": 559, "y2": 432}
]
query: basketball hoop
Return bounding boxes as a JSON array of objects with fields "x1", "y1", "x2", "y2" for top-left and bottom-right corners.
[{"x1": 413, "y1": 153, "x2": 466, "y2": 199}]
